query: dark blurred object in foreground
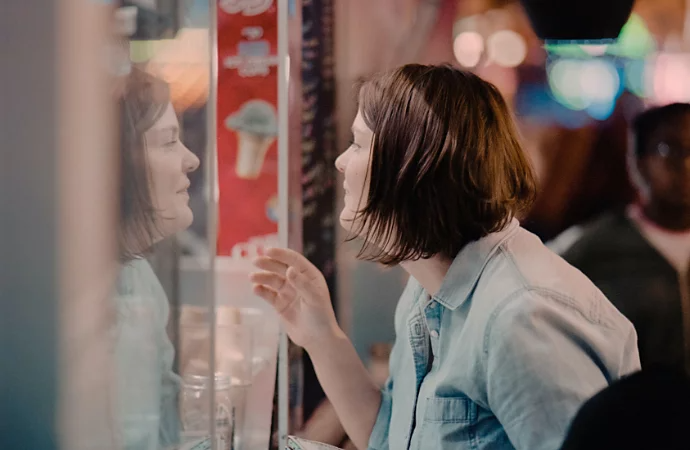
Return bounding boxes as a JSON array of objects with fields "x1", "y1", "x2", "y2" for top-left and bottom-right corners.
[
  {"x1": 519, "y1": 0, "x2": 634, "y2": 42},
  {"x1": 561, "y1": 367, "x2": 690, "y2": 450}
]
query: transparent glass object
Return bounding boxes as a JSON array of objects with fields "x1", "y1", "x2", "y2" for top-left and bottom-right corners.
[
  {"x1": 179, "y1": 317, "x2": 259, "y2": 450},
  {"x1": 181, "y1": 374, "x2": 233, "y2": 450}
]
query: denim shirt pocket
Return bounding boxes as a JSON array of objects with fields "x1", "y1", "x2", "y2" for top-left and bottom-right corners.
[{"x1": 416, "y1": 395, "x2": 478, "y2": 450}]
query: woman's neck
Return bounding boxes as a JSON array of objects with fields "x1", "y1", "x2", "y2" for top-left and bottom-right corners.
[
  {"x1": 399, "y1": 254, "x2": 454, "y2": 297},
  {"x1": 121, "y1": 225, "x2": 161, "y2": 260}
]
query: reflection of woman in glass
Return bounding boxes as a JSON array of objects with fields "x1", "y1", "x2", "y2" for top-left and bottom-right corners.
[{"x1": 115, "y1": 68, "x2": 199, "y2": 450}]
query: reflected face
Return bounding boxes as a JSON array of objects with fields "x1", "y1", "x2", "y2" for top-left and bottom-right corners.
[
  {"x1": 335, "y1": 111, "x2": 373, "y2": 233},
  {"x1": 640, "y1": 112, "x2": 690, "y2": 207},
  {"x1": 143, "y1": 102, "x2": 200, "y2": 240}
]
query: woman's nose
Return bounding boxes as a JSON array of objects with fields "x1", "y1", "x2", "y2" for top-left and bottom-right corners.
[
  {"x1": 335, "y1": 151, "x2": 347, "y2": 173},
  {"x1": 183, "y1": 145, "x2": 200, "y2": 173}
]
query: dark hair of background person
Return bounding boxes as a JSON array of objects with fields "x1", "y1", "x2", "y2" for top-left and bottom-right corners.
[
  {"x1": 353, "y1": 63, "x2": 537, "y2": 266},
  {"x1": 560, "y1": 367, "x2": 690, "y2": 450},
  {"x1": 632, "y1": 102, "x2": 690, "y2": 158},
  {"x1": 119, "y1": 68, "x2": 171, "y2": 261}
]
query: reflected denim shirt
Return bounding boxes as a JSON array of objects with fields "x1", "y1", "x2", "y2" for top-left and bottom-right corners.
[
  {"x1": 368, "y1": 219, "x2": 640, "y2": 450},
  {"x1": 115, "y1": 259, "x2": 181, "y2": 450}
]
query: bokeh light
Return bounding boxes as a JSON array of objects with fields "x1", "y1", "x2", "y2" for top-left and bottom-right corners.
[
  {"x1": 607, "y1": 13, "x2": 656, "y2": 59},
  {"x1": 647, "y1": 52, "x2": 690, "y2": 105},
  {"x1": 580, "y1": 44, "x2": 609, "y2": 56},
  {"x1": 486, "y1": 30, "x2": 527, "y2": 67},
  {"x1": 545, "y1": 42, "x2": 602, "y2": 59},
  {"x1": 143, "y1": 28, "x2": 211, "y2": 112},
  {"x1": 548, "y1": 59, "x2": 590, "y2": 110},
  {"x1": 453, "y1": 31, "x2": 484, "y2": 68},
  {"x1": 624, "y1": 59, "x2": 646, "y2": 97},
  {"x1": 548, "y1": 59, "x2": 620, "y2": 118},
  {"x1": 545, "y1": 14, "x2": 654, "y2": 60},
  {"x1": 579, "y1": 59, "x2": 620, "y2": 103}
]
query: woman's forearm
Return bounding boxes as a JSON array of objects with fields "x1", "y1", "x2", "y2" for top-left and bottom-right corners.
[{"x1": 306, "y1": 330, "x2": 382, "y2": 450}]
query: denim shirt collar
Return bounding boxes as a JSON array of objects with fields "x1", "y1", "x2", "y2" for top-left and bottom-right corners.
[{"x1": 433, "y1": 218, "x2": 520, "y2": 310}]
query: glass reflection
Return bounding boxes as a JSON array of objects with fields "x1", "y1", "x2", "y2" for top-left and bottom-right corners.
[{"x1": 114, "y1": 68, "x2": 200, "y2": 450}]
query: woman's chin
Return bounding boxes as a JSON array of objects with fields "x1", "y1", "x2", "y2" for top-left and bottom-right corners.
[
  {"x1": 339, "y1": 210, "x2": 353, "y2": 231},
  {"x1": 163, "y1": 208, "x2": 194, "y2": 238},
  {"x1": 178, "y1": 208, "x2": 194, "y2": 231},
  {"x1": 339, "y1": 210, "x2": 366, "y2": 237}
]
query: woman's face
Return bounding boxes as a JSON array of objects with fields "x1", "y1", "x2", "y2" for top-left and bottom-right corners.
[
  {"x1": 335, "y1": 111, "x2": 372, "y2": 233},
  {"x1": 143, "y1": 102, "x2": 200, "y2": 240}
]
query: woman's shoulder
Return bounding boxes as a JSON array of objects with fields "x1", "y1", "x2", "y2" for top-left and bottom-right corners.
[
  {"x1": 117, "y1": 258, "x2": 163, "y2": 294},
  {"x1": 116, "y1": 258, "x2": 169, "y2": 320}
]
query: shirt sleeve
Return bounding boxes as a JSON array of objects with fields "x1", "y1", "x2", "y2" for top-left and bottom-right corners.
[
  {"x1": 367, "y1": 377, "x2": 393, "y2": 450},
  {"x1": 485, "y1": 290, "x2": 637, "y2": 450}
]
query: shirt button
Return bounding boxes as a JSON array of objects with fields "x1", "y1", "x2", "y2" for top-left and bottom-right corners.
[{"x1": 430, "y1": 329, "x2": 439, "y2": 339}]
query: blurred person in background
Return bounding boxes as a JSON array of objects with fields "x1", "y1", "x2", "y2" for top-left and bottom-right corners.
[
  {"x1": 115, "y1": 68, "x2": 200, "y2": 449},
  {"x1": 562, "y1": 103, "x2": 690, "y2": 373},
  {"x1": 250, "y1": 64, "x2": 639, "y2": 450},
  {"x1": 560, "y1": 367, "x2": 690, "y2": 450}
]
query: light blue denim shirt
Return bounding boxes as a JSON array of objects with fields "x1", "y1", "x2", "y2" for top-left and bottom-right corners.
[{"x1": 368, "y1": 219, "x2": 640, "y2": 450}]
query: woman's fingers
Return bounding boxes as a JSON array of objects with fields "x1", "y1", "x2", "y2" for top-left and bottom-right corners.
[
  {"x1": 249, "y1": 271, "x2": 287, "y2": 292},
  {"x1": 253, "y1": 255, "x2": 289, "y2": 275},
  {"x1": 265, "y1": 247, "x2": 315, "y2": 274},
  {"x1": 252, "y1": 283, "x2": 293, "y2": 314},
  {"x1": 252, "y1": 284, "x2": 277, "y2": 305}
]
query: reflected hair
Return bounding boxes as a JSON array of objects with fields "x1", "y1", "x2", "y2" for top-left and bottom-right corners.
[
  {"x1": 351, "y1": 64, "x2": 537, "y2": 265},
  {"x1": 119, "y1": 68, "x2": 170, "y2": 261}
]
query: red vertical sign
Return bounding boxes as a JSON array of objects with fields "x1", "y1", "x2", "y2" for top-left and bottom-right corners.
[{"x1": 217, "y1": 0, "x2": 279, "y2": 258}]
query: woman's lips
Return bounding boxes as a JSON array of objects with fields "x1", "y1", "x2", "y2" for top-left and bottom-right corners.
[{"x1": 178, "y1": 181, "x2": 191, "y2": 194}]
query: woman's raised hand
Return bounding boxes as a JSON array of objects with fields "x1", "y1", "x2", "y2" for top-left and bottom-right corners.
[{"x1": 250, "y1": 248, "x2": 341, "y2": 351}]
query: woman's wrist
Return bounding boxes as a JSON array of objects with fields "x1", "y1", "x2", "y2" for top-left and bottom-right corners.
[{"x1": 303, "y1": 326, "x2": 350, "y2": 360}]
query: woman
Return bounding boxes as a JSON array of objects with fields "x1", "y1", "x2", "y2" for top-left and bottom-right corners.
[
  {"x1": 115, "y1": 68, "x2": 199, "y2": 450},
  {"x1": 250, "y1": 64, "x2": 640, "y2": 450}
]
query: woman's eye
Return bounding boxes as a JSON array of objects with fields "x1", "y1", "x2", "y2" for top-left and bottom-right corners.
[
  {"x1": 349, "y1": 140, "x2": 361, "y2": 151},
  {"x1": 163, "y1": 139, "x2": 178, "y2": 148}
]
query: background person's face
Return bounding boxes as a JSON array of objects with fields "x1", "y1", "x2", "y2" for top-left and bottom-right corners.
[
  {"x1": 640, "y1": 112, "x2": 690, "y2": 208},
  {"x1": 144, "y1": 102, "x2": 200, "y2": 240},
  {"x1": 335, "y1": 111, "x2": 372, "y2": 234}
]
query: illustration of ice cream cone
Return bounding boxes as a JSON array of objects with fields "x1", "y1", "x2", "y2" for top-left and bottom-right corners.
[
  {"x1": 225, "y1": 100, "x2": 278, "y2": 179},
  {"x1": 266, "y1": 194, "x2": 278, "y2": 223}
]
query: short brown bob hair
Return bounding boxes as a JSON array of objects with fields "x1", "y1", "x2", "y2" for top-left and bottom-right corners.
[
  {"x1": 119, "y1": 69, "x2": 170, "y2": 261},
  {"x1": 353, "y1": 64, "x2": 536, "y2": 265}
]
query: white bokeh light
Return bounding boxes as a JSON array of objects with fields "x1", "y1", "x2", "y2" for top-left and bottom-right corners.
[
  {"x1": 580, "y1": 44, "x2": 609, "y2": 56},
  {"x1": 486, "y1": 30, "x2": 527, "y2": 67},
  {"x1": 647, "y1": 52, "x2": 690, "y2": 105},
  {"x1": 579, "y1": 60, "x2": 620, "y2": 102},
  {"x1": 548, "y1": 59, "x2": 620, "y2": 113},
  {"x1": 453, "y1": 31, "x2": 484, "y2": 68}
]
